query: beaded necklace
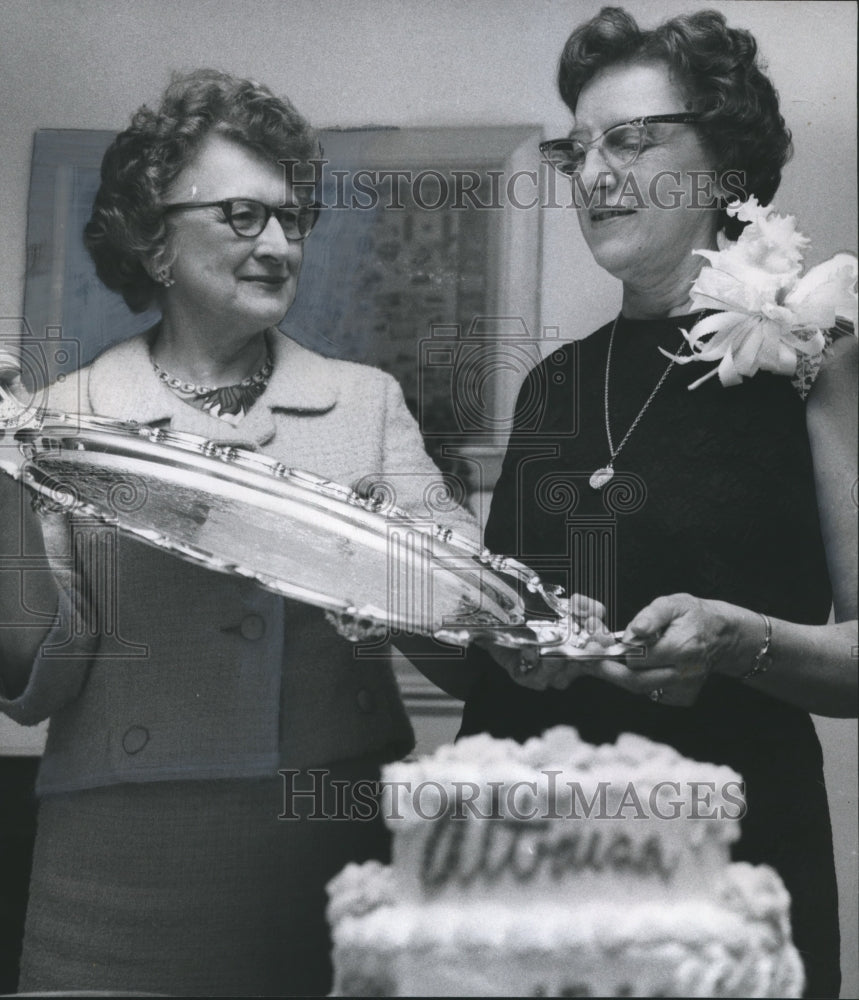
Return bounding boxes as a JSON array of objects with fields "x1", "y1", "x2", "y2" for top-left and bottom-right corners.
[{"x1": 152, "y1": 354, "x2": 273, "y2": 420}]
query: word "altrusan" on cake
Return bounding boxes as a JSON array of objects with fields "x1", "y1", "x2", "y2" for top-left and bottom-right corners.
[{"x1": 422, "y1": 818, "x2": 679, "y2": 887}]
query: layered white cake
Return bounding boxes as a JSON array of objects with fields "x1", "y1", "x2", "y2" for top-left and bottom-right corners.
[{"x1": 326, "y1": 726, "x2": 804, "y2": 997}]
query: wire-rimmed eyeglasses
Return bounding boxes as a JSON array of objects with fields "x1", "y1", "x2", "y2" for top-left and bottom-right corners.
[
  {"x1": 540, "y1": 114, "x2": 703, "y2": 176},
  {"x1": 162, "y1": 198, "x2": 320, "y2": 240}
]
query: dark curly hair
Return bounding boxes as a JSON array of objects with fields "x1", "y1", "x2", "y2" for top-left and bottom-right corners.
[
  {"x1": 84, "y1": 69, "x2": 322, "y2": 313},
  {"x1": 557, "y1": 7, "x2": 793, "y2": 238}
]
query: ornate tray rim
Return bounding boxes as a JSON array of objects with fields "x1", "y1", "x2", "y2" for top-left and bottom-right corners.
[{"x1": 3, "y1": 407, "x2": 636, "y2": 657}]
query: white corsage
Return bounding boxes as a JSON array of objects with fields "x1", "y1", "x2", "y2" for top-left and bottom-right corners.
[{"x1": 661, "y1": 197, "x2": 858, "y2": 390}]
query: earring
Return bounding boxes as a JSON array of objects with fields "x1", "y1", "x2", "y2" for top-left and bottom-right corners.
[{"x1": 156, "y1": 267, "x2": 174, "y2": 288}]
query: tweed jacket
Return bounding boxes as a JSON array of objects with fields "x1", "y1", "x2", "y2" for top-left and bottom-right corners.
[{"x1": 0, "y1": 329, "x2": 478, "y2": 794}]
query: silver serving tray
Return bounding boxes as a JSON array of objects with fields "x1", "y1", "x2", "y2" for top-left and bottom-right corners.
[{"x1": 1, "y1": 404, "x2": 635, "y2": 657}]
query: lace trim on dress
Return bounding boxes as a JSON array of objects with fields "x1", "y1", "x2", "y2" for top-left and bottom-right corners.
[{"x1": 790, "y1": 322, "x2": 853, "y2": 399}]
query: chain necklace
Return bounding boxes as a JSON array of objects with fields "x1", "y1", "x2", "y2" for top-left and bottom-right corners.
[{"x1": 589, "y1": 313, "x2": 694, "y2": 490}]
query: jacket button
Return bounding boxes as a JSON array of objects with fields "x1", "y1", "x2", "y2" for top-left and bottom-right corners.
[
  {"x1": 356, "y1": 689, "x2": 376, "y2": 713},
  {"x1": 239, "y1": 614, "x2": 266, "y2": 640},
  {"x1": 122, "y1": 725, "x2": 149, "y2": 754}
]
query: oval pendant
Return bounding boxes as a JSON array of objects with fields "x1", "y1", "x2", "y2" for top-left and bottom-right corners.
[{"x1": 589, "y1": 466, "x2": 614, "y2": 490}]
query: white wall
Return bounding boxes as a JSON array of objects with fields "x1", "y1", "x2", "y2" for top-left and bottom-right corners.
[{"x1": 1, "y1": 1, "x2": 856, "y2": 994}]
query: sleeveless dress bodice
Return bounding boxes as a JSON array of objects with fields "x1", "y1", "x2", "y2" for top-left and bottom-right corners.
[{"x1": 460, "y1": 313, "x2": 839, "y2": 998}]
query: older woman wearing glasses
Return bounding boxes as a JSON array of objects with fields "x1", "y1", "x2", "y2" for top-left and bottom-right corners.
[
  {"x1": 0, "y1": 69, "x2": 477, "y2": 996},
  {"x1": 459, "y1": 8, "x2": 857, "y2": 998}
]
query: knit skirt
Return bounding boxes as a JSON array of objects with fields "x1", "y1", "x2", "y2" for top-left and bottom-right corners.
[{"x1": 17, "y1": 764, "x2": 389, "y2": 997}]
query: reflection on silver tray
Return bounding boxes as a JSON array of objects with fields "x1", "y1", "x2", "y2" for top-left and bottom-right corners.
[{"x1": 1, "y1": 408, "x2": 639, "y2": 658}]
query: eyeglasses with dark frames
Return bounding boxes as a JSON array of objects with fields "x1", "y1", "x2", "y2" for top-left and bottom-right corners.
[
  {"x1": 540, "y1": 113, "x2": 704, "y2": 176},
  {"x1": 162, "y1": 198, "x2": 320, "y2": 240}
]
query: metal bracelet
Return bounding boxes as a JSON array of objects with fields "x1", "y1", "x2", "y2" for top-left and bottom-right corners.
[{"x1": 741, "y1": 612, "x2": 772, "y2": 681}]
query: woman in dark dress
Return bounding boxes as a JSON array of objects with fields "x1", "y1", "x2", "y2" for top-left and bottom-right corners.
[{"x1": 459, "y1": 9, "x2": 857, "y2": 998}]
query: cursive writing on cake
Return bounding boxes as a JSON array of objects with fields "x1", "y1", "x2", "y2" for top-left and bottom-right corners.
[{"x1": 421, "y1": 814, "x2": 680, "y2": 889}]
